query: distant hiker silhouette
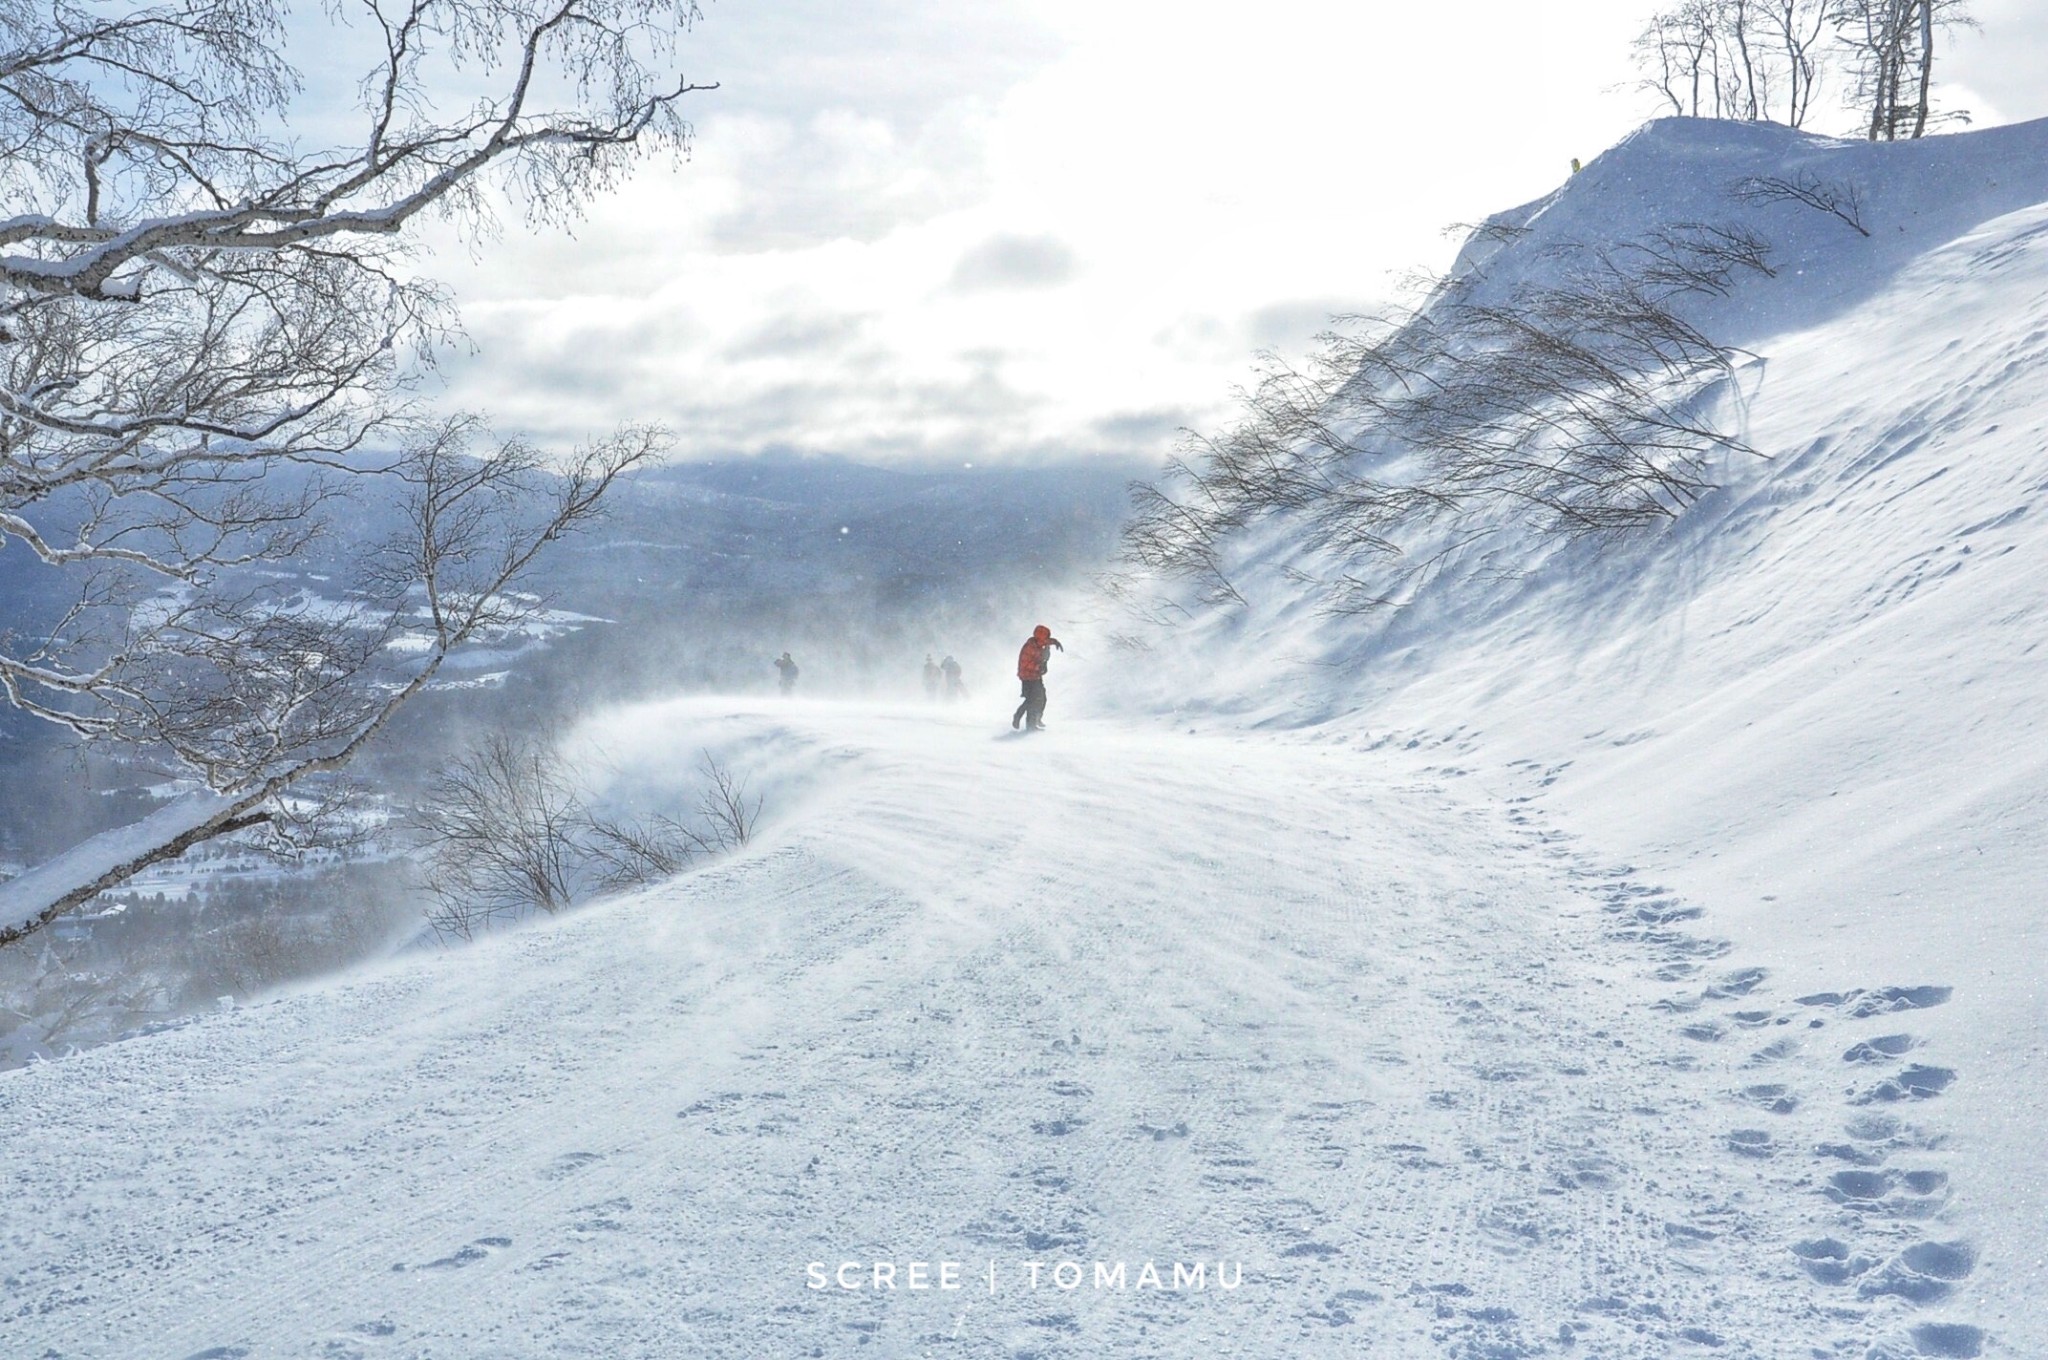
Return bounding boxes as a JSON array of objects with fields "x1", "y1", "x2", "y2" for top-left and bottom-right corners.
[
  {"x1": 775, "y1": 651, "x2": 799, "y2": 695},
  {"x1": 923, "y1": 654, "x2": 941, "y2": 699},
  {"x1": 941, "y1": 654, "x2": 966, "y2": 701},
  {"x1": 1011, "y1": 625, "x2": 1063, "y2": 731}
]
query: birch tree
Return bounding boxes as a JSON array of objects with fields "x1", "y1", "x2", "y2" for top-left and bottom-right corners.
[
  {"x1": 0, "y1": 0, "x2": 708, "y2": 946},
  {"x1": 1833, "y1": 0, "x2": 1973, "y2": 140},
  {"x1": 1635, "y1": 0, "x2": 1834, "y2": 127},
  {"x1": 1632, "y1": 0, "x2": 1971, "y2": 136}
]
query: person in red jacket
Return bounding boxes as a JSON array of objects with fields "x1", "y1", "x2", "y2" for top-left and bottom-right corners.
[{"x1": 1012, "y1": 624, "x2": 1063, "y2": 731}]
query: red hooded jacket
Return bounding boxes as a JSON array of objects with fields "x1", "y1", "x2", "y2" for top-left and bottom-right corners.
[{"x1": 1017, "y1": 625, "x2": 1061, "y2": 681}]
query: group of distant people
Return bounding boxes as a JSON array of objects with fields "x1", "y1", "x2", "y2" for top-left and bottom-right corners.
[
  {"x1": 768, "y1": 624, "x2": 1066, "y2": 732},
  {"x1": 922, "y1": 653, "x2": 966, "y2": 702}
]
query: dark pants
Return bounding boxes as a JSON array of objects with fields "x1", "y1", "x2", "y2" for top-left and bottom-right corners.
[{"x1": 1014, "y1": 678, "x2": 1047, "y2": 729}]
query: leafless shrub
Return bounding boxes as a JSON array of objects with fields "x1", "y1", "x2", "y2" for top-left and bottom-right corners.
[
  {"x1": 695, "y1": 755, "x2": 761, "y2": 851},
  {"x1": 1626, "y1": 223, "x2": 1780, "y2": 293},
  {"x1": 584, "y1": 814, "x2": 705, "y2": 891},
  {"x1": 414, "y1": 733, "x2": 587, "y2": 940},
  {"x1": 1445, "y1": 220, "x2": 1535, "y2": 246},
  {"x1": 1733, "y1": 172, "x2": 1871, "y2": 236},
  {"x1": 194, "y1": 912, "x2": 308, "y2": 998},
  {"x1": 1122, "y1": 225, "x2": 1773, "y2": 618},
  {"x1": 412, "y1": 736, "x2": 763, "y2": 940},
  {"x1": 0, "y1": 939, "x2": 169, "y2": 1065}
]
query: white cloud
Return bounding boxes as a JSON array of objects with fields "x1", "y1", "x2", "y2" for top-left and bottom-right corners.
[
  {"x1": 410, "y1": 0, "x2": 2048, "y2": 466},
  {"x1": 946, "y1": 233, "x2": 1080, "y2": 293}
]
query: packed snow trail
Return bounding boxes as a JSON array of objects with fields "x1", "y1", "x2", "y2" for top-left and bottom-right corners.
[{"x1": 1, "y1": 702, "x2": 1985, "y2": 1358}]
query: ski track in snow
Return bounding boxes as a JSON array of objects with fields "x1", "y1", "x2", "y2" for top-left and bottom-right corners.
[{"x1": 1, "y1": 704, "x2": 1984, "y2": 1359}]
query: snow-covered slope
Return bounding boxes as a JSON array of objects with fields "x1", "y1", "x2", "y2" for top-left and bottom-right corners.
[
  {"x1": 0, "y1": 700, "x2": 2005, "y2": 1359},
  {"x1": 4, "y1": 118, "x2": 2046, "y2": 1359},
  {"x1": 1091, "y1": 116, "x2": 2048, "y2": 1354}
]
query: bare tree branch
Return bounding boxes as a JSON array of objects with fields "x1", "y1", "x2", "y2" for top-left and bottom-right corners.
[
  {"x1": 1733, "y1": 171, "x2": 1871, "y2": 235},
  {"x1": 0, "y1": 0, "x2": 706, "y2": 946}
]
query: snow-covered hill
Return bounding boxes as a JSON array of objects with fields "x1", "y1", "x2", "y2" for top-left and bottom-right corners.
[{"x1": 4, "y1": 118, "x2": 2046, "y2": 1359}]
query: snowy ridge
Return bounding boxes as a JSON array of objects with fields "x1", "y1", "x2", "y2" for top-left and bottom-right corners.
[
  {"x1": 1453, "y1": 116, "x2": 2048, "y2": 347},
  {"x1": 1092, "y1": 115, "x2": 2048, "y2": 1355}
]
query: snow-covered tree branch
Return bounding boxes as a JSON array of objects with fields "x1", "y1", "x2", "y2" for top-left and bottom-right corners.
[{"x1": 0, "y1": 0, "x2": 706, "y2": 947}]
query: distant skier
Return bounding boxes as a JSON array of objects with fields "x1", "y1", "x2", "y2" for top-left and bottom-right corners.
[
  {"x1": 775, "y1": 651, "x2": 799, "y2": 695},
  {"x1": 941, "y1": 654, "x2": 966, "y2": 702},
  {"x1": 1011, "y1": 625, "x2": 1063, "y2": 731},
  {"x1": 923, "y1": 654, "x2": 941, "y2": 699}
]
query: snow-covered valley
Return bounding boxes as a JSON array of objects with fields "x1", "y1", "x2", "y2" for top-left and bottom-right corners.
[{"x1": 7, "y1": 114, "x2": 2048, "y2": 1360}]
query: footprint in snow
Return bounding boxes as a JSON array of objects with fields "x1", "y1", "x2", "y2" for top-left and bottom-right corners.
[
  {"x1": 1743, "y1": 1036, "x2": 1801, "y2": 1066},
  {"x1": 1790, "y1": 1236, "x2": 1878, "y2": 1286},
  {"x1": 1816, "y1": 1111, "x2": 1937, "y2": 1165},
  {"x1": 1736, "y1": 1082, "x2": 1800, "y2": 1115},
  {"x1": 1852, "y1": 1064, "x2": 1956, "y2": 1104},
  {"x1": 1553, "y1": 1153, "x2": 1619, "y2": 1189},
  {"x1": 1020, "y1": 1225, "x2": 1086, "y2": 1253},
  {"x1": 1704, "y1": 966, "x2": 1768, "y2": 999},
  {"x1": 1824, "y1": 1167, "x2": 1949, "y2": 1217},
  {"x1": 1795, "y1": 985, "x2": 1952, "y2": 1017},
  {"x1": 1306, "y1": 1287, "x2": 1381, "y2": 1327},
  {"x1": 1663, "y1": 1221, "x2": 1720, "y2": 1249},
  {"x1": 1650, "y1": 932, "x2": 1733, "y2": 963},
  {"x1": 1725, "y1": 1128, "x2": 1775, "y2": 1158},
  {"x1": 537, "y1": 1151, "x2": 603, "y2": 1181},
  {"x1": 568, "y1": 1198, "x2": 632, "y2": 1233},
  {"x1": 1426, "y1": 1301, "x2": 1542, "y2": 1357},
  {"x1": 1477, "y1": 1201, "x2": 1547, "y2": 1253},
  {"x1": 1843, "y1": 1034, "x2": 1918, "y2": 1066},
  {"x1": 1630, "y1": 900, "x2": 1703, "y2": 926},
  {"x1": 402, "y1": 1236, "x2": 513, "y2": 1272},
  {"x1": 675, "y1": 1091, "x2": 746, "y2": 1119},
  {"x1": 1864, "y1": 1321, "x2": 1988, "y2": 1358},
  {"x1": 1849, "y1": 984, "x2": 1952, "y2": 1017},
  {"x1": 1907, "y1": 1321, "x2": 1987, "y2": 1357},
  {"x1": 1856, "y1": 1240, "x2": 1978, "y2": 1304}
]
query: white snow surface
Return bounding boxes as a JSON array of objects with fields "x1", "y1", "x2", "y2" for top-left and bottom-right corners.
[{"x1": 6, "y1": 117, "x2": 2048, "y2": 1359}]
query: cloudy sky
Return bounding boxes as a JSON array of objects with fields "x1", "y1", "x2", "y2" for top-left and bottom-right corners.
[{"x1": 412, "y1": 0, "x2": 2048, "y2": 468}]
